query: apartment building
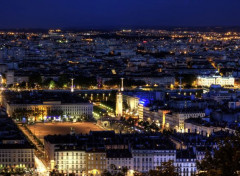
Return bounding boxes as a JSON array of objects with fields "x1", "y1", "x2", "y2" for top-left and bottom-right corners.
[
  {"x1": 85, "y1": 148, "x2": 106, "y2": 176},
  {"x1": 106, "y1": 149, "x2": 133, "y2": 174},
  {"x1": 165, "y1": 110, "x2": 205, "y2": 131},
  {"x1": 54, "y1": 146, "x2": 86, "y2": 176},
  {"x1": 0, "y1": 118, "x2": 35, "y2": 172}
]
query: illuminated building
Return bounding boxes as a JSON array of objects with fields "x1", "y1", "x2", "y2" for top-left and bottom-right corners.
[
  {"x1": 106, "y1": 149, "x2": 133, "y2": 175},
  {"x1": 44, "y1": 135, "x2": 78, "y2": 170},
  {"x1": 132, "y1": 135, "x2": 176, "y2": 173},
  {"x1": 55, "y1": 146, "x2": 86, "y2": 176},
  {"x1": 203, "y1": 87, "x2": 236, "y2": 103},
  {"x1": 175, "y1": 150, "x2": 197, "y2": 176},
  {"x1": 86, "y1": 149, "x2": 106, "y2": 176},
  {"x1": 165, "y1": 110, "x2": 205, "y2": 132},
  {"x1": 115, "y1": 78, "x2": 124, "y2": 118},
  {"x1": 197, "y1": 76, "x2": 235, "y2": 87},
  {"x1": 137, "y1": 103, "x2": 144, "y2": 120},
  {"x1": 159, "y1": 110, "x2": 170, "y2": 128},
  {"x1": 0, "y1": 146, "x2": 35, "y2": 169},
  {"x1": 137, "y1": 98, "x2": 152, "y2": 120},
  {"x1": 7, "y1": 100, "x2": 93, "y2": 121},
  {"x1": 6, "y1": 70, "x2": 14, "y2": 86},
  {"x1": 43, "y1": 131, "x2": 206, "y2": 175},
  {"x1": 0, "y1": 118, "x2": 35, "y2": 171},
  {"x1": 123, "y1": 91, "x2": 165, "y2": 120},
  {"x1": 133, "y1": 149, "x2": 176, "y2": 173},
  {"x1": 116, "y1": 92, "x2": 123, "y2": 118},
  {"x1": 184, "y1": 118, "x2": 227, "y2": 136},
  {"x1": 124, "y1": 95, "x2": 139, "y2": 113}
]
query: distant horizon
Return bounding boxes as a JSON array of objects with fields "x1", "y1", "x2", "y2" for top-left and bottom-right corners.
[{"x1": 1, "y1": 26, "x2": 240, "y2": 32}]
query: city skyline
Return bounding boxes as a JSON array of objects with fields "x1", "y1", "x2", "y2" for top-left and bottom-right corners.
[{"x1": 0, "y1": 1, "x2": 240, "y2": 175}]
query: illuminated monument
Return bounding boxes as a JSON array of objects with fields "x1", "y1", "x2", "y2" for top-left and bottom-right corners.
[
  {"x1": 116, "y1": 78, "x2": 124, "y2": 118},
  {"x1": 116, "y1": 92, "x2": 123, "y2": 118},
  {"x1": 71, "y1": 78, "x2": 74, "y2": 92},
  {"x1": 120, "y1": 78, "x2": 124, "y2": 91}
]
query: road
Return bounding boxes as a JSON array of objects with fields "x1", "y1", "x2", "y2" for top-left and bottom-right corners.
[{"x1": 17, "y1": 124, "x2": 49, "y2": 175}]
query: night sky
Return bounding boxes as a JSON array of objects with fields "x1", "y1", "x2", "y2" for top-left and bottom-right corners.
[{"x1": 0, "y1": 0, "x2": 240, "y2": 29}]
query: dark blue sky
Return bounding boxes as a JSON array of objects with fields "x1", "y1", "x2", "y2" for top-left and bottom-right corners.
[{"x1": 0, "y1": 0, "x2": 240, "y2": 29}]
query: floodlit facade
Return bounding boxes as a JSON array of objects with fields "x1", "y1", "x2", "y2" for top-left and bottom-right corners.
[
  {"x1": 0, "y1": 147, "x2": 35, "y2": 169},
  {"x1": 165, "y1": 111, "x2": 205, "y2": 131},
  {"x1": 0, "y1": 118, "x2": 35, "y2": 172},
  {"x1": 6, "y1": 101, "x2": 93, "y2": 120},
  {"x1": 116, "y1": 92, "x2": 123, "y2": 118},
  {"x1": 175, "y1": 158, "x2": 197, "y2": 176},
  {"x1": 106, "y1": 149, "x2": 133, "y2": 175},
  {"x1": 55, "y1": 149, "x2": 86, "y2": 176},
  {"x1": 86, "y1": 150, "x2": 106, "y2": 176},
  {"x1": 184, "y1": 120, "x2": 223, "y2": 136},
  {"x1": 132, "y1": 149, "x2": 176, "y2": 173},
  {"x1": 197, "y1": 76, "x2": 234, "y2": 87}
]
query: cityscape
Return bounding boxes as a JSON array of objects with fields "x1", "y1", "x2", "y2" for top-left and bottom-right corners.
[{"x1": 1, "y1": 1, "x2": 240, "y2": 176}]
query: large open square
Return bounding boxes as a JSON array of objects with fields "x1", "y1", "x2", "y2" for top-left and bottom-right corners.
[{"x1": 27, "y1": 122, "x2": 104, "y2": 142}]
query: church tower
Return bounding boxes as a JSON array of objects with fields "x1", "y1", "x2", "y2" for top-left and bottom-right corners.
[
  {"x1": 116, "y1": 92, "x2": 123, "y2": 118},
  {"x1": 116, "y1": 78, "x2": 124, "y2": 118}
]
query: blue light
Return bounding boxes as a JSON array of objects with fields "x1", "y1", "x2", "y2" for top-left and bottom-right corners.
[{"x1": 139, "y1": 98, "x2": 150, "y2": 106}]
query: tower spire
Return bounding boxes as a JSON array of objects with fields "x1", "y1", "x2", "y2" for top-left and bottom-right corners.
[
  {"x1": 71, "y1": 78, "x2": 74, "y2": 92},
  {"x1": 121, "y1": 78, "x2": 124, "y2": 92}
]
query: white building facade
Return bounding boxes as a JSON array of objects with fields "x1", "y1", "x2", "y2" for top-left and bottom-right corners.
[
  {"x1": 197, "y1": 76, "x2": 234, "y2": 87},
  {"x1": 54, "y1": 149, "x2": 86, "y2": 176},
  {"x1": 132, "y1": 149, "x2": 176, "y2": 173},
  {"x1": 6, "y1": 101, "x2": 93, "y2": 120},
  {"x1": 165, "y1": 111, "x2": 205, "y2": 131}
]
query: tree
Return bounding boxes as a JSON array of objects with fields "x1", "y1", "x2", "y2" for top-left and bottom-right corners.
[
  {"x1": 47, "y1": 109, "x2": 63, "y2": 118},
  {"x1": 148, "y1": 161, "x2": 178, "y2": 176},
  {"x1": 57, "y1": 74, "x2": 69, "y2": 88},
  {"x1": 116, "y1": 172, "x2": 124, "y2": 176},
  {"x1": 101, "y1": 170, "x2": 113, "y2": 176},
  {"x1": 49, "y1": 80, "x2": 56, "y2": 89},
  {"x1": 197, "y1": 135, "x2": 240, "y2": 176},
  {"x1": 18, "y1": 81, "x2": 27, "y2": 89},
  {"x1": 121, "y1": 166, "x2": 129, "y2": 176},
  {"x1": 104, "y1": 78, "x2": 145, "y2": 87},
  {"x1": 127, "y1": 117, "x2": 135, "y2": 126},
  {"x1": 149, "y1": 123, "x2": 160, "y2": 132},
  {"x1": 13, "y1": 108, "x2": 33, "y2": 122},
  {"x1": 32, "y1": 108, "x2": 42, "y2": 122},
  {"x1": 176, "y1": 74, "x2": 196, "y2": 88},
  {"x1": 43, "y1": 78, "x2": 52, "y2": 88},
  {"x1": 75, "y1": 76, "x2": 97, "y2": 88},
  {"x1": 28, "y1": 72, "x2": 42, "y2": 87}
]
